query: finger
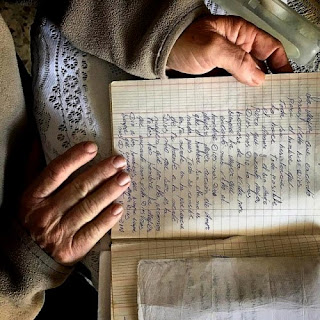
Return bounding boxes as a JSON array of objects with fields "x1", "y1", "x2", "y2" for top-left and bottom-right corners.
[
  {"x1": 209, "y1": 34, "x2": 266, "y2": 86},
  {"x1": 52, "y1": 155, "x2": 127, "y2": 213},
  {"x1": 28, "y1": 142, "x2": 98, "y2": 199},
  {"x1": 71, "y1": 203, "x2": 123, "y2": 260},
  {"x1": 267, "y1": 47, "x2": 293, "y2": 73},
  {"x1": 252, "y1": 57, "x2": 268, "y2": 74},
  {"x1": 250, "y1": 29, "x2": 293, "y2": 73},
  {"x1": 208, "y1": 16, "x2": 292, "y2": 74},
  {"x1": 61, "y1": 171, "x2": 130, "y2": 233}
]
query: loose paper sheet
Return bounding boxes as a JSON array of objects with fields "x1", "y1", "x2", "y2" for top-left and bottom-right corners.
[
  {"x1": 111, "y1": 73, "x2": 320, "y2": 239},
  {"x1": 110, "y1": 235, "x2": 320, "y2": 320},
  {"x1": 138, "y1": 257, "x2": 320, "y2": 320}
]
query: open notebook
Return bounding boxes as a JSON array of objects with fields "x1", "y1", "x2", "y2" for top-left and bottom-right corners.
[{"x1": 108, "y1": 73, "x2": 320, "y2": 320}]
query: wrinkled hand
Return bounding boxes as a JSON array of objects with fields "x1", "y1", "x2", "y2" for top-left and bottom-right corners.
[
  {"x1": 167, "y1": 15, "x2": 293, "y2": 86},
  {"x1": 19, "y1": 142, "x2": 130, "y2": 266}
]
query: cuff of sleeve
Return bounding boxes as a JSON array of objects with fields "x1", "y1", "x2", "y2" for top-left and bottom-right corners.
[
  {"x1": 0, "y1": 219, "x2": 73, "y2": 293},
  {"x1": 14, "y1": 220, "x2": 73, "y2": 276},
  {"x1": 0, "y1": 219, "x2": 73, "y2": 318},
  {"x1": 155, "y1": 3, "x2": 209, "y2": 79}
]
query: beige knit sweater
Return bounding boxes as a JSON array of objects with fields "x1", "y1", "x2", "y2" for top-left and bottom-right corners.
[{"x1": 0, "y1": 1, "x2": 208, "y2": 319}]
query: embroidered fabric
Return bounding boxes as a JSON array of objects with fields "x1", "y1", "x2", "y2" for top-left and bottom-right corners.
[
  {"x1": 32, "y1": 18, "x2": 136, "y2": 164},
  {"x1": 31, "y1": 1, "x2": 320, "y2": 288}
]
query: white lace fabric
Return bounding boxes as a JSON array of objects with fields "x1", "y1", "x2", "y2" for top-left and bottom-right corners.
[{"x1": 32, "y1": 18, "x2": 136, "y2": 287}]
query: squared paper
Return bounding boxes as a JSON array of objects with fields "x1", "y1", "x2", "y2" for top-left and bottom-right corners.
[
  {"x1": 111, "y1": 73, "x2": 320, "y2": 240},
  {"x1": 138, "y1": 257, "x2": 320, "y2": 320},
  {"x1": 108, "y1": 73, "x2": 320, "y2": 320}
]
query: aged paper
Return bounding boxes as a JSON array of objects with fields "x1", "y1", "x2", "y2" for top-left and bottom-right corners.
[
  {"x1": 138, "y1": 257, "x2": 320, "y2": 320},
  {"x1": 111, "y1": 73, "x2": 320, "y2": 239},
  {"x1": 110, "y1": 235, "x2": 320, "y2": 320},
  {"x1": 108, "y1": 73, "x2": 320, "y2": 319}
]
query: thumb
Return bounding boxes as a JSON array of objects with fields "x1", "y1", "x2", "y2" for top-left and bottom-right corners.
[{"x1": 210, "y1": 33, "x2": 266, "y2": 86}]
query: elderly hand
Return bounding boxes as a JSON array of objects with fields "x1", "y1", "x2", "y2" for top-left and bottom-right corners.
[
  {"x1": 19, "y1": 142, "x2": 130, "y2": 266},
  {"x1": 167, "y1": 15, "x2": 293, "y2": 86}
]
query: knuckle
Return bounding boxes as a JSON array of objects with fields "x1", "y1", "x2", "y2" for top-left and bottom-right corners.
[
  {"x1": 72, "y1": 179, "x2": 90, "y2": 198},
  {"x1": 34, "y1": 213, "x2": 51, "y2": 230},
  {"x1": 209, "y1": 33, "x2": 223, "y2": 47},
  {"x1": 53, "y1": 247, "x2": 73, "y2": 265},
  {"x1": 80, "y1": 197, "x2": 99, "y2": 218}
]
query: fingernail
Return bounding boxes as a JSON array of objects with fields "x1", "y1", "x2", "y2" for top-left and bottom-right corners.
[
  {"x1": 112, "y1": 155, "x2": 127, "y2": 169},
  {"x1": 112, "y1": 204, "x2": 123, "y2": 216},
  {"x1": 116, "y1": 172, "x2": 131, "y2": 186},
  {"x1": 84, "y1": 142, "x2": 98, "y2": 153}
]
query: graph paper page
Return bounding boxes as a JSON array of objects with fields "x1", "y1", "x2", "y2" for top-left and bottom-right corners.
[
  {"x1": 110, "y1": 235, "x2": 320, "y2": 320},
  {"x1": 110, "y1": 73, "x2": 320, "y2": 239}
]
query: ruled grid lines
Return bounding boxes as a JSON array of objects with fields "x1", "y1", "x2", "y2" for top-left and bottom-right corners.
[
  {"x1": 109, "y1": 73, "x2": 320, "y2": 320},
  {"x1": 111, "y1": 236, "x2": 320, "y2": 320},
  {"x1": 111, "y1": 73, "x2": 320, "y2": 240}
]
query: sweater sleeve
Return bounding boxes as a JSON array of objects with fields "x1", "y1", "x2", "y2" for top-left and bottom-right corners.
[
  {"x1": 0, "y1": 13, "x2": 72, "y2": 320},
  {"x1": 0, "y1": 221, "x2": 72, "y2": 320},
  {"x1": 40, "y1": 0, "x2": 209, "y2": 79}
]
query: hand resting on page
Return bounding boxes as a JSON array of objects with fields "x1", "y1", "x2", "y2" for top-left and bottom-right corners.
[{"x1": 19, "y1": 142, "x2": 130, "y2": 266}]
